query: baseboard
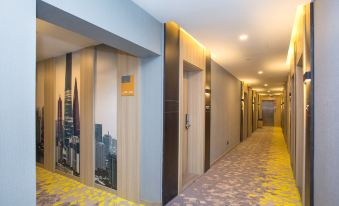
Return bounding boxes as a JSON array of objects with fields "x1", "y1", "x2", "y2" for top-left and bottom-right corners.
[
  {"x1": 210, "y1": 143, "x2": 239, "y2": 167},
  {"x1": 140, "y1": 200, "x2": 162, "y2": 206}
]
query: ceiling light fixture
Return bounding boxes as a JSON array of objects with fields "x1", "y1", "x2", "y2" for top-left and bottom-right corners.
[
  {"x1": 264, "y1": 84, "x2": 268, "y2": 87},
  {"x1": 258, "y1": 71, "x2": 263, "y2": 74},
  {"x1": 239, "y1": 34, "x2": 248, "y2": 41}
]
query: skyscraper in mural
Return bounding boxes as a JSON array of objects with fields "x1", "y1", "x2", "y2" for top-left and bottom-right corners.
[
  {"x1": 95, "y1": 130, "x2": 117, "y2": 189},
  {"x1": 72, "y1": 78, "x2": 80, "y2": 174},
  {"x1": 36, "y1": 107, "x2": 44, "y2": 164},
  {"x1": 95, "y1": 124, "x2": 103, "y2": 143},
  {"x1": 56, "y1": 97, "x2": 63, "y2": 162},
  {"x1": 55, "y1": 52, "x2": 80, "y2": 177},
  {"x1": 73, "y1": 78, "x2": 80, "y2": 137},
  {"x1": 64, "y1": 53, "x2": 74, "y2": 145}
]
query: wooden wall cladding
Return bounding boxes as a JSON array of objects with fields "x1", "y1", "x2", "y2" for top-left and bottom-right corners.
[
  {"x1": 80, "y1": 47, "x2": 95, "y2": 186},
  {"x1": 44, "y1": 59, "x2": 56, "y2": 171},
  {"x1": 162, "y1": 22, "x2": 208, "y2": 204},
  {"x1": 180, "y1": 30, "x2": 205, "y2": 69},
  {"x1": 178, "y1": 29, "x2": 206, "y2": 192},
  {"x1": 117, "y1": 51, "x2": 140, "y2": 202}
]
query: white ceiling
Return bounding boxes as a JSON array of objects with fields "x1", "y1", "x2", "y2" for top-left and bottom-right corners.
[
  {"x1": 132, "y1": 0, "x2": 309, "y2": 92},
  {"x1": 36, "y1": 19, "x2": 98, "y2": 62}
]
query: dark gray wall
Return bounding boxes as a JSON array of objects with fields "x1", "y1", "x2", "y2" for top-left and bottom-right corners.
[
  {"x1": 210, "y1": 60, "x2": 241, "y2": 164},
  {"x1": 0, "y1": 0, "x2": 36, "y2": 205},
  {"x1": 314, "y1": 0, "x2": 339, "y2": 205}
]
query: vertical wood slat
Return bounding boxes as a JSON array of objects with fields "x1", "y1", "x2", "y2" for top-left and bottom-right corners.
[
  {"x1": 80, "y1": 47, "x2": 95, "y2": 186},
  {"x1": 44, "y1": 59, "x2": 56, "y2": 171},
  {"x1": 117, "y1": 52, "x2": 140, "y2": 202}
]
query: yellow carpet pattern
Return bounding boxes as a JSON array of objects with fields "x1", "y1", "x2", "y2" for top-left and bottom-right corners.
[
  {"x1": 168, "y1": 127, "x2": 302, "y2": 206},
  {"x1": 36, "y1": 167, "x2": 142, "y2": 206},
  {"x1": 258, "y1": 128, "x2": 301, "y2": 205}
]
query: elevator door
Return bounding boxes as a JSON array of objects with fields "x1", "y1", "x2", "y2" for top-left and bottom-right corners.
[{"x1": 262, "y1": 100, "x2": 275, "y2": 126}]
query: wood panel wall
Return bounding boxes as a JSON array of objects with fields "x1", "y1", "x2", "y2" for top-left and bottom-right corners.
[
  {"x1": 44, "y1": 59, "x2": 56, "y2": 171},
  {"x1": 178, "y1": 29, "x2": 206, "y2": 192},
  {"x1": 117, "y1": 51, "x2": 140, "y2": 202},
  {"x1": 80, "y1": 47, "x2": 95, "y2": 186}
]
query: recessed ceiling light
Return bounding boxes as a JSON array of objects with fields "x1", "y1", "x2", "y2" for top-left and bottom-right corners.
[
  {"x1": 268, "y1": 90, "x2": 271, "y2": 93},
  {"x1": 258, "y1": 71, "x2": 263, "y2": 74},
  {"x1": 264, "y1": 84, "x2": 268, "y2": 87},
  {"x1": 239, "y1": 34, "x2": 248, "y2": 41}
]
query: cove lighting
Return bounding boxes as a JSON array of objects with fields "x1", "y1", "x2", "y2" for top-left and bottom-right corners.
[{"x1": 239, "y1": 34, "x2": 248, "y2": 41}]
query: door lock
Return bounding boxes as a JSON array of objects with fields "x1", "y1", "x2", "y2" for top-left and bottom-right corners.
[{"x1": 185, "y1": 114, "x2": 191, "y2": 129}]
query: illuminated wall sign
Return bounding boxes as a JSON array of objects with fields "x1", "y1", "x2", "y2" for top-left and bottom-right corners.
[{"x1": 121, "y1": 75, "x2": 135, "y2": 96}]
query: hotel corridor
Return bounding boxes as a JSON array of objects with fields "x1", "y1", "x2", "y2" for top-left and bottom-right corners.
[{"x1": 168, "y1": 127, "x2": 301, "y2": 206}]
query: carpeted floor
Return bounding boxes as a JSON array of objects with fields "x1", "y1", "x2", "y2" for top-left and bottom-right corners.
[
  {"x1": 167, "y1": 127, "x2": 301, "y2": 206},
  {"x1": 36, "y1": 167, "x2": 141, "y2": 206}
]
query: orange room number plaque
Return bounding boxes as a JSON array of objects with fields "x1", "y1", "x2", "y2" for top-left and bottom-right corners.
[{"x1": 121, "y1": 75, "x2": 135, "y2": 96}]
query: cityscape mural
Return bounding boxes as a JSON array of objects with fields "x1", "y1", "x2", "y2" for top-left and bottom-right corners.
[
  {"x1": 55, "y1": 53, "x2": 81, "y2": 177},
  {"x1": 36, "y1": 62, "x2": 45, "y2": 164},
  {"x1": 94, "y1": 50, "x2": 118, "y2": 190}
]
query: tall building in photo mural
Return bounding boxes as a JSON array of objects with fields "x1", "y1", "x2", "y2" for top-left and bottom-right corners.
[
  {"x1": 55, "y1": 53, "x2": 80, "y2": 177},
  {"x1": 95, "y1": 124, "x2": 117, "y2": 189},
  {"x1": 36, "y1": 63, "x2": 45, "y2": 164},
  {"x1": 36, "y1": 107, "x2": 44, "y2": 164},
  {"x1": 94, "y1": 49, "x2": 118, "y2": 190}
]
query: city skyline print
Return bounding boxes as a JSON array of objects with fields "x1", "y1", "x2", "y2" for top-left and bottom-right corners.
[
  {"x1": 55, "y1": 53, "x2": 81, "y2": 177},
  {"x1": 94, "y1": 49, "x2": 118, "y2": 190},
  {"x1": 36, "y1": 62, "x2": 45, "y2": 164}
]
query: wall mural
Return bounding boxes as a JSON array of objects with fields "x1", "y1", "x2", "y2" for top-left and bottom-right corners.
[
  {"x1": 36, "y1": 63, "x2": 45, "y2": 164},
  {"x1": 94, "y1": 50, "x2": 118, "y2": 190},
  {"x1": 55, "y1": 53, "x2": 81, "y2": 177}
]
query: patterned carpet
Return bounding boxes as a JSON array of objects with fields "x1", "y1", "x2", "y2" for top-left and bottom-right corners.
[
  {"x1": 168, "y1": 127, "x2": 301, "y2": 206},
  {"x1": 36, "y1": 167, "x2": 141, "y2": 206}
]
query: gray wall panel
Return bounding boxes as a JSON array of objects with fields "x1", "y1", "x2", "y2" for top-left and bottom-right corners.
[
  {"x1": 314, "y1": 0, "x2": 339, "y2": 205},
  {"x1": 210, "y1": 60, "x2": 241, "y2": 164},
  {"x1": 0, "y1": 0, "x2": 36, "y2": 205}
]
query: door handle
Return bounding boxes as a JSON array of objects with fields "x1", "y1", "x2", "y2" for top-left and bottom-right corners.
[{"x1": 185, "y1": 114, "x2": 191, "y2": 129}]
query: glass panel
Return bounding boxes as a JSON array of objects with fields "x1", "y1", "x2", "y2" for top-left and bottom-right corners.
[
  {"x1": 55, "y1": 52, "x2": 81, "y2": 177},
  {"x1": 94, "y1": 48, "x2": 118, "y2": 190}
]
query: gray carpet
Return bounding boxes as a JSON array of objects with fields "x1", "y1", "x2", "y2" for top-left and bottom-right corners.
[{"x1": 167, "y1": 127, "x2": 301, "y2": 206}]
